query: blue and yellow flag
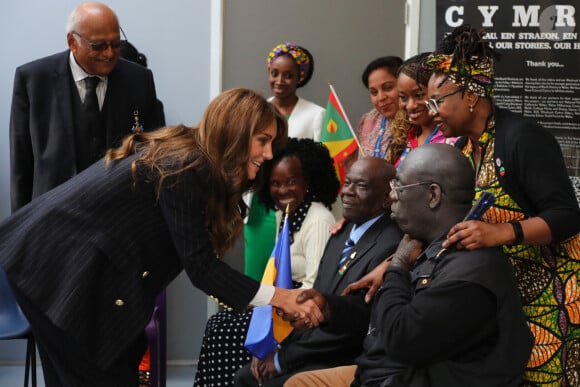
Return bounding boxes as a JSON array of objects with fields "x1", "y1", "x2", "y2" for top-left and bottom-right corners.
[{"x1": 244, "y1": 211, "x2": 293, "y2": 359}]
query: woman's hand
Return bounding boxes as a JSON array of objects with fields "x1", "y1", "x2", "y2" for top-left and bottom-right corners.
[
  {"x1": 270, "y1": 288, "x2": 325, "y2": 327},
  {"x1": 329, "y1": 217, "x2": 347, "y2": 235},
  {"x1": 276, "y1": 288, "x2": 329, "y2": 329},
  {"x1": 443, "y1": 218, "x2": 552, "y2": 249},
  {"x1": 442, "y1": 220, "x2": 511, "y2": 250},
  {"x1": 341, "y1": 255, "x2": 392, "y2": 303},
  {"x1": 293, "y1": 289, "x2": 329, "y2": 329}
]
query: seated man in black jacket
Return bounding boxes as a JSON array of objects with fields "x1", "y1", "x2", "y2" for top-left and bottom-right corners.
[
  {"x1": 284, "y1": 144, "x2": 534, "y2": 387},
  {"x1": 234, "y1": 157, "x2": 404, "y2": 387}
]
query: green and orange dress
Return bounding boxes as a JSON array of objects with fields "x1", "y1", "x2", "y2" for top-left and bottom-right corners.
[{"x1": 458, "y1": 109, "x2": 580, "y2": 386}]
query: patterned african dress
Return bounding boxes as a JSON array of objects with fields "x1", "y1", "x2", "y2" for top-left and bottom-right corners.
[{"x1": 460, "y1": 127, "x2": 580, "y2": 386}]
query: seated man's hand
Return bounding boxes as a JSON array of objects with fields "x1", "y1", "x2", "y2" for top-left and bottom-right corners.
[
  {"x1": 341, "y1": 254, "x2": 392, "y2": 303},
  {"x1": 250, "y1": 356, "x2": 263, "y2": 385},
  {"x1": 294, "y1": 289, "x2": 330, "y2": 329},
  {"x1": 390, "y1": 234, "x2": 423, "y2": 271},
  {"x1": 271, "y1": 288, "x2": 325, "y2": 327},
  {"x1": 257, "y1": 352, "x2": 279, "y2": 383},
  {"x1": 276, "y1": 289, "x2": 329, "y2": 329}
]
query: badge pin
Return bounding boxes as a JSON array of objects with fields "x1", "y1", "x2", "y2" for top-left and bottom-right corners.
[{"x1": 131, "y1": 110, "x2": 144, "y2": 133}]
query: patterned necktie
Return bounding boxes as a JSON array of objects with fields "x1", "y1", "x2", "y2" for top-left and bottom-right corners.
[{"x1": 338, "y1": 238, "x2": 355, "y2": 267}]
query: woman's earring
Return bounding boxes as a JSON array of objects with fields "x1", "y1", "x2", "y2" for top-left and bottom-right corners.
[{"x1": 469, "y1": 105, "x2": 474, "y2": 113}]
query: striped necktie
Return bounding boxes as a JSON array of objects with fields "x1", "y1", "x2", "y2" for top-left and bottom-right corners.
[{"x1": 338, "y1": 238, "x2": 355, "y2": 267}]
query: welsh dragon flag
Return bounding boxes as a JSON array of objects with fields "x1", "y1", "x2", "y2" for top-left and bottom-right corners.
[{"x1": 320, "y1": 84, "x2": 358, "y2": 185}]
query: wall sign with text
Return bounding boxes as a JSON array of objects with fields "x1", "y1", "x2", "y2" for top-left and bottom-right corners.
[{"x1": 436, "y1": 1, "x2": 579, "y2": 180}]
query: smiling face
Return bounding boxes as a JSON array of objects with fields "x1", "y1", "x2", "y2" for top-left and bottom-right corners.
[
  {"x1": 341, "y1": 158, "x2": 390, "y2": 224},
  {"x1": 268, "y1": 55, "x2": 300, "y2": 100},
  {"x1": 247, "y1": 119, "x2": 277, "y2": 180},
  {"x1": 398, "y1": 73, "x2": 432, "y2": 128},
  {"x1": 427, "y1": 73, "x2": 473, "y2": 138},
  {"x1": 367, "y1": 67, "x2": 399, "y2": 119},
  {"x1": 269, "y1": 156, "x2": 308, "y2": 214},
  {"x1": 67, "y1": 5, "x2": 121, "y2": 76}
]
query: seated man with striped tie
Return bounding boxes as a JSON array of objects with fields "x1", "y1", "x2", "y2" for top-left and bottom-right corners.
[{"x1": 234, "y1": 157, "x2": 404, "y2": 387}]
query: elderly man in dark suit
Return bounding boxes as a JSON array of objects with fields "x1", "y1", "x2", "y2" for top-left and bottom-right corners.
[
  {"x1": 233, "y1": 157, "x2": 404, "y2": 387},
  {"x1": 9, "y1": 2, "x2": 164, "y2": 211}
]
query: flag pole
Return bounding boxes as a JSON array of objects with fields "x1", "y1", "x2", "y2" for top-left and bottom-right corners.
[{"x1": 328, "y1": 81, "x2": 364, "y2": 154}]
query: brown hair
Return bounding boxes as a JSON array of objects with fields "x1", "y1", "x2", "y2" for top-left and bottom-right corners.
[
  {"x1": 106, "y1": 88, "x2": 287, "y2": 255},
  {"x1": 385, "y1": 109, "x2": 411, "y2": 164}
]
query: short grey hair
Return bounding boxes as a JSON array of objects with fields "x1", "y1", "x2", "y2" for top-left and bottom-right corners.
[{"x1": 66, "y1": 7, "x2": 81, "y2": 33}]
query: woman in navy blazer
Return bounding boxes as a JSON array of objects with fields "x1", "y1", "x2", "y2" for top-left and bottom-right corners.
[{"x1": 0, "y1": 88, "x2": 324, "y2": 386}]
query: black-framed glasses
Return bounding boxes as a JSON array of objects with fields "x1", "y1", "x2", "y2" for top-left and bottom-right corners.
[
  {"x1": 389, "y1": 179, "x2": 433, "y2": 200},
  {"x1": 424, "y1": 88, "x2": 464, "y2": 115},
  {"x1": 72, "y1": 31, "x2": 121, "y2": 52}
]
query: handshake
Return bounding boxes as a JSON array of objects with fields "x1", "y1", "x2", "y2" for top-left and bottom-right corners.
[
  {"x1": 270, "y1": 288, "x2": 331, "y2": 330},
  {"x1": 269, "y1": 234, "x2": 424, "y2": 328}
]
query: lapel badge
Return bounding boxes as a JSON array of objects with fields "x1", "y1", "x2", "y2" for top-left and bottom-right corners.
[
  {"x1": 131, "y1": 110, "x2": 144, "y2": 133},
  {"x1": 495, "y1": 157, "x2": 506, "y2": 176},
  {"x1": 338, "y1": 251, "x2": 357, "y2": 276}
]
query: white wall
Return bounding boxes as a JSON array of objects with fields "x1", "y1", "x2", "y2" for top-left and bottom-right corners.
[{"x1": 222, "y1": 0, "x2": 406, "y2": 127}]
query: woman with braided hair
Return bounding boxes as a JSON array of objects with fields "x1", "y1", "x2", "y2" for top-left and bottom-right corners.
[
  {"x1": 386, "y1": 52, "x2": 456, "y2": 168},
  {"x1": 424, "y1": 24, "x2": 580, "y2": 385}
]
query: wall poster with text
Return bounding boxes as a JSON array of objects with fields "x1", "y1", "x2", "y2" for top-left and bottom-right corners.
[{"x1": 436, "y1": 0, "x2": 579, "y2": 195}]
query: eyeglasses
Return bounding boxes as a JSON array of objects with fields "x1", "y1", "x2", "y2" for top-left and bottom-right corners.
[
  {"x1": 72, "y1": 31, "x2": 121, "y2": 52},
  {"x1": 389, "y1": 179, "x2": 433, "y2": 200},
  {"x1": 424, "y1": 88, "x2": 464, "y2": 115}
]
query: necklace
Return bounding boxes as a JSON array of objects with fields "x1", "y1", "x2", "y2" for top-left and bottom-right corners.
[{"x1": 373, "y1": 116, "x2": 388, "y2": 158}]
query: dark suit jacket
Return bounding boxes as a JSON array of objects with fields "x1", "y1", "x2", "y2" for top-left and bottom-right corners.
[
  {"x1": 275, "y1": 215, "x2": 403, "y2": 380},
  {"x1": 9, "y1": 50, "x2": 165, "y2": 211},
  {"x1": 0, "y1": 154, "x2": 258, "y2": 370}
]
